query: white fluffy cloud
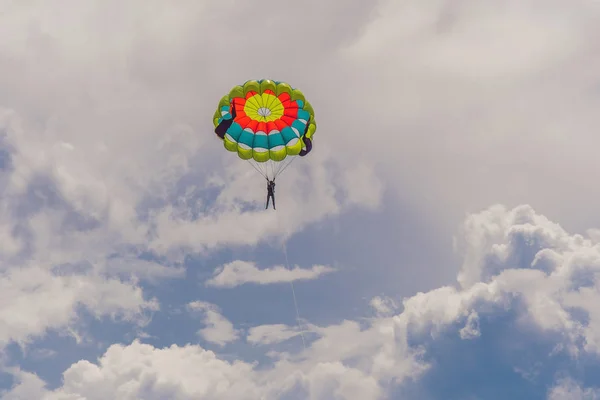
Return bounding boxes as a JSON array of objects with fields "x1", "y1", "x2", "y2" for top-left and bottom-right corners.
[
  {"x1": 205, "y1": 260, "x2": 336, "y2": 288},
  {"x1": 369, "y1": 296, "x2": 398, "y2": 317},
  {"x1": 548, "y1": 378, "x2": 600, "y2": 400},
  {"x1": 247, "y1": 324, "x2": 304, "y2": 346},
  {"x1": 187, "y1": 301, "x2": 239, "y2": 347},
  {"x1": 0, "y1": 266, "x2": 157, "y2": 348},
  {"x1": 5, "y1": 341, "x2": 265, "y2": 400},
  {"x1": 5, "y1": 204, "x2": 600, "y2": 399}
]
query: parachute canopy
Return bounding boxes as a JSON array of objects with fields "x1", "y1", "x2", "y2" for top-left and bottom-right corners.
[{"x1": 213, "y1": 79, "x2": 316, "y2": 180}]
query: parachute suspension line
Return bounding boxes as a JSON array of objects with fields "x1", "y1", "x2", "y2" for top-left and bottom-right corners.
[
  {"x1": 269, "y1": 159, "x2": 276, "y2": 181},
  {"x1": 252, "y1": 148, "x2": 301, "y2": 182},
  {"x1": 245, "y1": 155, "x2": 296, "y2": 182},
  {"x1": 274, "y1": 155, "x2": 298, "y2": 180},
  {"x1": 273, "y1": 158, "x2": 285, "y2": 178},
  {"x1": 246, "y1": 159, "x2": 268, "y2": 180},
  {"x1": 275, "y1": 211, "x2": 307, "y2": 351},
  {"x1": 270, "y1": 159, "x2": 277, "y2": 180}
]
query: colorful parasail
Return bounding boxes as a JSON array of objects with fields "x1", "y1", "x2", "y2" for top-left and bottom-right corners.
[{"x1": 213, "y1": 79, "x2": 316, "y2": 181}]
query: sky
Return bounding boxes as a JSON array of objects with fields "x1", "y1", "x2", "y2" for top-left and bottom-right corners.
[{"x1": 0, "y1": 0, "x2": 600, "y2": 399}]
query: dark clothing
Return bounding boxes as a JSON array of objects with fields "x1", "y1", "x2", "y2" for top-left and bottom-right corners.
[
  {"x1": 266, "y1": 180, "x2": 276, "y2": 210},
  {"x1": 214, "y1": 101, "x2": 237, "y2": 139}
]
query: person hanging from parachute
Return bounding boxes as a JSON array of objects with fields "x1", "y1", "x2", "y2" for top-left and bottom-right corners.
[
  {"x1": 265, "y1": 179, "x2": 276, "y2": 209},
  {"x1": 212, "y1": 79, "x2": 316, "y2": 210}
]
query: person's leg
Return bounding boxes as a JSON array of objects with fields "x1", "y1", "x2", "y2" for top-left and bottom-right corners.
[
  {"x1": 266, "y1": 194, "x2": 270, "y2": 209},
  {"x1": 272, "y1": 194, "x2": 276, "y2": 210}
]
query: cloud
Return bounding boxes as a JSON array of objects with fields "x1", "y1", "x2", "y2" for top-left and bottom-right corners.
[
  {"x1": 350, "y1": 0, "x2": 587, "y2": 78},
  {"x1": 369, "y1": 296, "x2": 398, "y2": 317},
  {"x1": 0, "y1": 369, "x2": 48, "y2": 400},
  {"x1": 187, "y1": 301, "x2": 239, "y2": 347},
  {"x1": 2, "y1": 0, "x2": 600, "y2": 399},
  {"x1": 0, "y1": 266, "x2": 157, "y2": 348},
  {"x1": 205, "y1": 260, "x2": 336, "y2": 288},
  {"x1": 3, "y1": 341, "x2": 264, "y2": 400},
  {"x1": 27, "y1": 348, "x2": 58, "y2": 360},
  {"x1": 247, "y1": 324, "x2": 304, "y2": 346},
  {"x1": 548, "y1": 378, "x2": 600, "y2": 400},
  {"x1": 325, "y1": 0, "x2": 600, "y2": 237},
  {"x1": 4, "y1": 204, "x2": 600, "y2": 399},
  {"x1": 103, "y1": 257, "x2": 185, "y2": 284},
  {"x1": 389, "y1": 204, "x2": 600, "y2": 398}
]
